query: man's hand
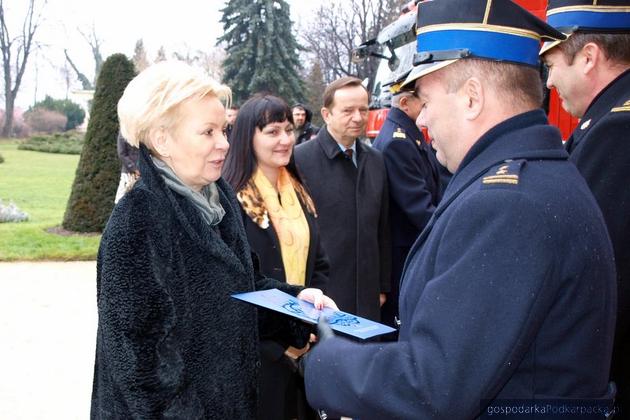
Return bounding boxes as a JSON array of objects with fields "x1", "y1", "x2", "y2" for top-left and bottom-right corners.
[
  {"x1": 316, "y1": 316, "x2": 335, "y2": 343},
  {"x1": 380, "y1": 293, "x2": 387, "y2": 307}
]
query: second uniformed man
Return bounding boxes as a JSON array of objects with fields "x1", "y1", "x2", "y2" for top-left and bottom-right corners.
[
  {"x1": 303, "y1": 0, "x2": 617, "y2": 418},
  {"x1": 540, "y1": 0, "x2": 630, "y2": 410},
  {"x1": 372, "y1": 73, "x2": 445, "y2": 332}
]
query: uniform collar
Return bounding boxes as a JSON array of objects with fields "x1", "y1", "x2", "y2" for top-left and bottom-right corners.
[
  {"x1": 569, "y1": 68, "x2": 630, "y2": 146},
  {"x1": 387, "y1": 107, "x2": 423, "y2": 139},
  {"x1": 443, "y1": 109, "x2": 567, "y2": 203}
]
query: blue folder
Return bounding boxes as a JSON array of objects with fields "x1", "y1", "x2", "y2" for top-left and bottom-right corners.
[{"x1": 232, "y1": 288, "x2": 396, "y2": 340}]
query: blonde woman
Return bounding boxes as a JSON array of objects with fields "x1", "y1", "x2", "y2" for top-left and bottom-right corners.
[{"x1": 91, "y1": 63, "x2": 335, "y2": 419}]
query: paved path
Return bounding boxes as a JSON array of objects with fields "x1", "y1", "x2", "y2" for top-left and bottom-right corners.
[{"x1": 0, "y1": 261, "x2": 97, "y2": 420}]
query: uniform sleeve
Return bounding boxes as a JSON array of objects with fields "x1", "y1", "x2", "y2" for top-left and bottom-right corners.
[
  {"x1": 572, "y1": 117, "x2": 630, "y2": 267},
  {"x1": 96, "y1": 196, "x2": 202, "y2": 418},
  {"x1": 304, "y1": 190, "x2": 559, "y2": 419},
  {"x1": 382, "y1": 139, "x2": 437, "y2": 230},
  {"x1": 571, "y1": 116, "x2": 630, "y2": 342}
]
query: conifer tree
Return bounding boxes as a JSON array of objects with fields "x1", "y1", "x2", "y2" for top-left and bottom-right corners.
[
  {"x1": 62, "y1": 54, "x2": 136, "y2": 232},
  {"x1": 132, "y1": 39, "x2": 150, "y2": 72},
  {"x1": 218, "y1": 0, "x2": 304, "y2": 104}
]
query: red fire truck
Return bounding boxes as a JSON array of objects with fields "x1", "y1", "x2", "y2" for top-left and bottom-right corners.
[{"x1": 353, "y1": 0, "x2": 578, "y2": 141}]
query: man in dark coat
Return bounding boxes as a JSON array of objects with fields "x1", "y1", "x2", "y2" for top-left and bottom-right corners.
[
  {"x1": 303, "y1": 1, "x2": 617, "y2": 418},
  {"x1": 294, "y1": 77, "x2": 391, "y2": 322},
  {"x1": 372, "y1": 73, "x2": 444, "y2": 331},
  {"x1": 541, "y1": 0, "x2": 630, "y2": 410},
  {"x1": 292, "y1": 104, "x2": 319, "y2": 145}
]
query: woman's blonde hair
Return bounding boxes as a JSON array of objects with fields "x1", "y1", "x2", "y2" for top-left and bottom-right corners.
[{"x1": 118, "y1": 61, "x2": 231, "y2": 147}]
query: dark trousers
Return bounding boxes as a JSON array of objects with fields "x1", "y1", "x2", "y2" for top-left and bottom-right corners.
[{"x1": 257, "y1": 344, "x2": 317, "y2": 420}]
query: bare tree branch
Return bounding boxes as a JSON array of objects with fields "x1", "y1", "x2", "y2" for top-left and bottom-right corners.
[
  {"x1": 300, "y1": 0, "x2": 407, "y2": 91},
  {"x1": 64, "y1": 49, "x2": 92, "y2": 90},
  {"x1": 0, "y1": 0, "x2": 46, "y2": 136},
  {"x1": 77, "y1": 23, "x2": 103, "y2": 82}
]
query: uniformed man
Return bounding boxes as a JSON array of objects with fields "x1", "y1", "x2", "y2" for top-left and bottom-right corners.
[
  {"x1": 540, "y1": 0, "x2": 630, "y2": 411},
  {"x1": 372, "y1": 71, "x2": 445, "y2": 333},
  {"x1": 303, "y1": 0, "x2": 617, "y2": 418}
]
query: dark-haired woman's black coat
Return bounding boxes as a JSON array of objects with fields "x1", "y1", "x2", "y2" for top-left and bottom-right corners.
[
  {"x1": 239, "y1": 186, "x2": 329, "y2": 419},
  {"x1": 90, "y1": 147, "x2": 306, "y2": 419}
]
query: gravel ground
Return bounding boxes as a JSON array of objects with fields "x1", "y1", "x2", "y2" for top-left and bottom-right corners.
[{"x1": 0, "y1": 261, "x2": 97, "y2": 420}]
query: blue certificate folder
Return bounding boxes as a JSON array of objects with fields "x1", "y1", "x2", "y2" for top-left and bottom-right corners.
[{"x1": 232, "y1": 288, "x2": 396, "y2": 340}]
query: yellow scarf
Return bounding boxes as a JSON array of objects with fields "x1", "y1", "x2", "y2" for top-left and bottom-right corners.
[{"x1": 253, "y1": 167, "x2": 310, "y2": 286}]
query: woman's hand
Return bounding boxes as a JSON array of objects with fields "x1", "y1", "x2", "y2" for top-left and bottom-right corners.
[{"x1": 297, "y1": 288, "x2": 339, "y2": 311}]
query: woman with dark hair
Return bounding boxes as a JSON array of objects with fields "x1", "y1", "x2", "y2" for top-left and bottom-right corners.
[{"x1": 223, "y1": 94, "x2": 331, "y2": 420}]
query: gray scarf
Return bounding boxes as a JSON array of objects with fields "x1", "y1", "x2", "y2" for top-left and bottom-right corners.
[{"x1": 151, "y1": 156, "x2": 225, "y2": 226}]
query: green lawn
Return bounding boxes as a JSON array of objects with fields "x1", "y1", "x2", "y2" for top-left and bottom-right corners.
[{"x1": 0, "y1": 141, "x2": 100, "y2": 261}]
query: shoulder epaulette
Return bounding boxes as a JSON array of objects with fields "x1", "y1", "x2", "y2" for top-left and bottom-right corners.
[
  {"x1": 611, "y1": 99, "x2": 630, "y2": 113},
  {"x1": 392, "y1": 128, "x2": 406, "y2": 139},
  {"x1": 481, "y1": 160, "x2": 526, "y2": 187}
]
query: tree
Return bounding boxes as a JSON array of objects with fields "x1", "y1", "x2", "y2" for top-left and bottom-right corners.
[
  {"x1": 132, "y1": 38, "x2": 149, "y2": 72},
  {"x1": 302, "y1": 59, "x2": 326, "y2": 126},
  {"x1": 301, "y1": 0, "x2": 406, "y2": 91},
  {"x1": 23, "y1": 108, "x2": 66, "y2": 133},
  {"x1": 78, "y1": 24, "x2": 103, "y2": 83},
  {"x1": 63, "y1": 24, "x2": 104, "y2": 90},
  {"x1": 218, "y1": 0, "x2": 304, "y2": 104},
  {"x1": 155, "y1": 46, "x2": 166, "y2": 63},
  {"x1": 0, "y1": 0, "x2": 45, "y2": 137},
  {"x1": 62, "y1": 54, "x2": 136, "y2": 232},
  {"x1": 31, "y1": 95, "x2": 85, "y2": 130},
  {"x1": 194, "y1": 47, "x2": 226, "y2": 82},
  {"x1": 64, "y1": 49, "x2": 92, "y2": 89}
]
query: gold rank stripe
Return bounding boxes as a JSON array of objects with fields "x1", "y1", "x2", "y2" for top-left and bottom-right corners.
[
  {"x1": 483, "y1": 175, "x2": 519, "y2": 183},
  {"x1": 417, "y1": 23, "x2": 541, "y2": 40},
  {"x1": 482, "y1": 178, "x2": 519, "y2": 185},
  {"x1": 611, "y1": 105, "x2": 630, "y2": 113},
  {"x1": 484, "y1": 174, "x2": 519, "y2": 180}
]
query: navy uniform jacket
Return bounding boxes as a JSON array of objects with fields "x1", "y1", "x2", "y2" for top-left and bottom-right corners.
[
  {"x1": 565, "y1": 69, "x2": 630, "y2": 402},
  {"x1": 372, "y1": 107, "x2": 444, "y2": 329},
  {"x1": 304, "y1": 110, "x2": 617, "y2": 419}
]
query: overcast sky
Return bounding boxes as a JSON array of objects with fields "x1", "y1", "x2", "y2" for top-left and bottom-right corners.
[{"x1": 6, "y1": 0, "x2": 319, "y2": 109}]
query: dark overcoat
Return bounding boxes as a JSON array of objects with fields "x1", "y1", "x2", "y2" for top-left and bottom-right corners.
[
  {"x1": 91, "y1": 146, "x2": 306, "y2": 419},
  {"x1": 372, "y1": 107, "x2": 443, "y2": 328},
  {"x1": 565, "y1": 68, "x2": 630, "y2": 405},
  {"x1": 294, "y1": 127, "x2": 391, "y2": 321},
  {"x1": 239, "y1": 183, "x2": 329, "y2": 419},
  {"x1": 304, "y1": 110, "x2": 617, "y2": 419}
]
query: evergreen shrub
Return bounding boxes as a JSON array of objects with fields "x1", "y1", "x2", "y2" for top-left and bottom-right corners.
[
  {"x1": 62, "y1": 54, "x2": 136, "y2": 232},
  {"x1": 18, "y1": 132, "x2": 84, "y2": 155}
]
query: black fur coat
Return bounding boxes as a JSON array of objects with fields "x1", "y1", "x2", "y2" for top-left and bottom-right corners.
[{"x1": 91, "y1": 146, "x2": 305, "y2": 419}]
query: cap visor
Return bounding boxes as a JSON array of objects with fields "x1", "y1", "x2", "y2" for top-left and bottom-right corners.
[
  {"x1": 540, "y1": 39, "x2": 562, "y2": 55},
  {"x1": 540, "y1": 32, "x2": 572, "y2": 55},
  {"x1": 401, "y1": 59, "x2": 458, "y2": 87}
]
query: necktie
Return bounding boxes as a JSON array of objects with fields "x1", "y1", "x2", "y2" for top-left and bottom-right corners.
[{"x1": 344, "y1": 148, "x2": 353, "y2": 160}]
